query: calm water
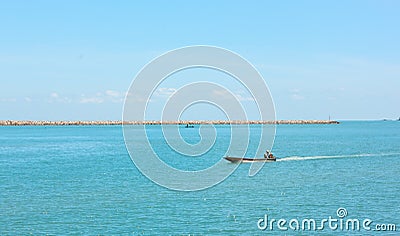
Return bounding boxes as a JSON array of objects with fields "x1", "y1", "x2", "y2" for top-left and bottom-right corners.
[{"x1": 1, "y1": 121, "x2": 399, "y2": 235}]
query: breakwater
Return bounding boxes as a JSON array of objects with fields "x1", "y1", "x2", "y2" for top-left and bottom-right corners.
[{"x1": 0, "y1": 120, "x2": 339, "y2": 126}]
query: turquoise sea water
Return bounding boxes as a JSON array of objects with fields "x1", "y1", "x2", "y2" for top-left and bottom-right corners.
[{"x1": 1, "y1": 121, "x2": 399, "y2": 235}]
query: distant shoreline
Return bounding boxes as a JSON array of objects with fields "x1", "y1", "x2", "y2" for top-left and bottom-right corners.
[{"x1": 0, "y1": 120, "x2": 339, "y2": 126}]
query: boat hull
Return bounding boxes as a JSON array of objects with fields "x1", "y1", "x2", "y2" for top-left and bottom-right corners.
[{"x1": 224, "y1": 156, "x2": 276, "y2": 163}]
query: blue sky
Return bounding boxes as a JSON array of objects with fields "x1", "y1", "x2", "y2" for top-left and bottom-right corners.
[{"x1": 0, "y1": 1, "x2": 399, "y2": 120}]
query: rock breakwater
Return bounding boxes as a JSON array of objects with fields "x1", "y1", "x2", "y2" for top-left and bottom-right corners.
[{"x1": 0, "y1": 120, "x2": 339, "y2": 126}]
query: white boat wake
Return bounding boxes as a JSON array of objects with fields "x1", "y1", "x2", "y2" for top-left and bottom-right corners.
[{"x1": 277, "y1": 153, "x2": 399, "y2": 162}]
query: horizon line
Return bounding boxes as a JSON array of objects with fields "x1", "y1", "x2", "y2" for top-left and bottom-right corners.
[{"x1": 0, "y1": 119, "x2": 342, "y2": 126}]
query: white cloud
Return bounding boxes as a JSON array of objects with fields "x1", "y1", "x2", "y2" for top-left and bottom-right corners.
[
  {"x1": 212, "y1": 89, "x2": 254, "y2": 101},
  {"x1": 79, "y1": 97, "x2": 104, "y2": 104},
  {"x1": 0, "y1": 98, "x2": 17, "y2": 102},
  {"x1": 154, "y1": 87, "x2": 177, "y2": 97},
  {"x1": 212, "y1": 89, "x2": 229, "y2": 97},
  {"x1": 105, "y1": 90, "x2": 124, "y2": 102},
  {"x1": 125, "y1": 91, "x2": 148, "y2": 103},
  {"x1": 235, "y1": 90, "x2": 254, "y2": 101},
  {"x1": 290, "y1": 89, "x2": 305, "y2": 100},
  {"x1": 79, "y1": 90, "x2": 125, "y2": 104},
  {"x1": 105, "y1": 90, "x2": 121, "y2": 97},
  {"x1": 291, "y1": 94, "x2": 305, "y2": 100},
  {"x1": 48, "y1": 92, "x2": 71, "y2": 103}
]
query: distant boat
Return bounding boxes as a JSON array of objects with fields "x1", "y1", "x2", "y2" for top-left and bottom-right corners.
[
  {"x1": 224, "y1": 156, "x2": 276, "y2": 163},
  {"x1": 185, "y1": 124, "x2": 194, "y2": 128}
]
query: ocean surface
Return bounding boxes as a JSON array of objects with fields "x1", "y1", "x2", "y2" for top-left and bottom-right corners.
[{"x1": 1, "y1": 121, "x2": 399, "y2": 235}]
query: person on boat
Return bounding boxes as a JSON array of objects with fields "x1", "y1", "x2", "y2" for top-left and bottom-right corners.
[
  {"x1": 264, "y1": 150, "x2": 270, "y2": 159},
  {"x1": 268, "y1": 153, "x2": 274, "y2": 159}
]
